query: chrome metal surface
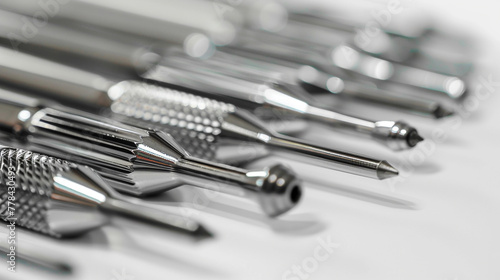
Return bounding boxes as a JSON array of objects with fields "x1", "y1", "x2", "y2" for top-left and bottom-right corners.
[
  {"x1": 110, "y1": 81, "x2": 399, "y2": 179},
  {"x1": 145, "y1": 55, "x2": 423, "y2": 150},
  {"x1": 227, "y1": 29, "x2": 467, "y2": 99},
  {"x1": 0, "y1": 147, "x2": 210, "y2": 238},
  {"x1": 196, "y1": 49, "x2": 454, "y2": 119},
  {"x1": 0, "y1": 47, "x2": 397, "y2": 180},
  {"x1": 0, "y1": 93, "x2": 301, "y2": 217},
  {"x1": 0, "y1": 46, "x2": 296, "y2": 162},
  {"x1": 0, "y1": 239, "x2": 72, "y2": 273},
  {"x1": 330, "y1": 45, "x2": 467, "y2": 99}
]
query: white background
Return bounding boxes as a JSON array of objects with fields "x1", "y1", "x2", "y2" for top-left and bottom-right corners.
[{"x1": 1, "y1": 0, "x2": 500, "y2": 279}]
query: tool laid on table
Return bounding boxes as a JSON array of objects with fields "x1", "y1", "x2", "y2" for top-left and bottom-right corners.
[
  {"x1": 0, "y1": 146, "x2": 211, "y2": 238},
  {"x1": 202, "y1": 48, "x2": 454, "y2": 119},
  {"x1": 0, "y1": 3, "x2": 466, "y2": 101},
  {"x1": 0, "y1": 12, "x2": 426, "y2": 150},
  {"x1": 221, "y1": 0, "x2": 470, "y2": 97},
  {"x1": 0, "y1": 10, "x2": 453, "y2": 123},
  {"x1": 0, "y1": 0, "x2": 230, "y2": 49},
  {"x1": 0, "y1": 238, "x2": 72, "y2": 273},
  {"x1": 0, "y1": 88, "x2": 302, "y2": 217},
  {"x1": 225, "y1": 29, "x2": 467, "y2": 100},
  {"x1": 144, "y1": 52, "x2": 424, "y2": 151},
  {"x1": 231, "y1": 0, "x2": 421, "y2": 62},
  {"x1": 0, "y1": 46, "x2": 399, "y2": 180}
]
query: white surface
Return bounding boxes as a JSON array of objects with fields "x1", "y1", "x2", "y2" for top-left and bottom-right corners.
[{"x1": 2, "y1": 0, "x2": 500, "y2": 279}]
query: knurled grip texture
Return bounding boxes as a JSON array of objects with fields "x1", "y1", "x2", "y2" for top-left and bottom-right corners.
[
  {"x1": 110, "y1": 81, "x2": 236, "y2": 160},
  {"x1": 0, "y1": 148, "x2": 72, "y2": 237}
]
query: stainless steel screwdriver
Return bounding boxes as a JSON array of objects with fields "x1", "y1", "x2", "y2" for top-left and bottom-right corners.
[
  {"x1": 144, "y1": 51, "x2": 424, "y2": 151},
  {"x1": 0, "y1": 12, "x2": 425, "y2": 149},
  {"x1": 0, "y1": 146, "x2": 210, "y2": 238},
  {"x1": 0, "y1": 238, "x2": 72, "y2": 273},
  {"x1": 235, "y1": 0, "x2": 419, "y2": 63},
  {"x1": 0, "y1": 2, "x2": 466, "y2": 100},
  {"x1": 212, "y1": 49, "x2": 454, "y2": 118},
  {"x1": 0, "y1": 88, "x2": 302, "y2": 217},
  {"x1": 226, "y1": 29, "x2": 468, "y2": 99},
  {"x1": 0, "y1": 47, "x2": 397, "y2": 180}
]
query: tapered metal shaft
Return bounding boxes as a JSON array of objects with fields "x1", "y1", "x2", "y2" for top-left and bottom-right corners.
[
  {"x1": 0, "y1": 147, "x2": 210, "y2": 238},
  {"x1": 0, "y1": 47, "x2": 398, "y2": 180},
  {"x1": 226, "y1": 29, "x2": 467, "y2": 99},
  {"x1": 206, "y1": 49, "x2": 454, "y2": 119},
  {"x1": 0, "y1": 88, "x2": 302, "y2": 217},
  {"x1": 145, "y1": 56, "x2": 424, "y2": 151},
  {"x1": 0, "y1": 14, "x2": 426, "y2": 149}
]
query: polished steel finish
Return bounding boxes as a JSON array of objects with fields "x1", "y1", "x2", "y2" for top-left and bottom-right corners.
[
  {"x1": 0, "y1": 91, "x2": 302, "y2": 217},
  {"x1": 296, "y1": 65, "x2": 454, "y2": 119},
  {"x1": 0, "y1": 17, "x2": 427, "y2": 147},
  {"x1": 240, "y1": 1, "x2": 471, "y2": 76},
  {"x1": 284, "y1": 12, "x2": 416, "y2": 62},
  {"x1": 176, "y1": 48, "x2": 453, "y2": 119},
  {"x1": 227, "y1": 29, "x2": 467, "y2": 99},
  {"x1": 0, "y1": 240, "x2": 72, "y2": 273},
  {"x1": 109, "y1": 81, "x2": 398, "y2": 180},
  {"x1": 0, "y1": 47, "x2": 397, "y2": 180},
  {"x1": 0, "y1": 0, "x2": 227, "y2": 48},
  {"x1": 329, "y1": 45, "x2": 467, "y2": 99},
  {"x1": 0, "y1": 13, "x2": 450, "y2": 119},
  {"x1": 145, "y1": 53, "x2": 424, "y2": 150},
  {"x1": 0, "y1": 147, "x2": 210, "y2": 238}
]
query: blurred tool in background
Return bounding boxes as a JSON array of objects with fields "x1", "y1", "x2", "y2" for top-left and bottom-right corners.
[
  {"x1": 0, "y1": 0, "x2": 471, "y2": 101},
  {"x1": 0, "y1": 9, "x2": 426, "y2": 151},
  {"x1": 0, "y1": 46, "x2": 399, "y2": 180}
]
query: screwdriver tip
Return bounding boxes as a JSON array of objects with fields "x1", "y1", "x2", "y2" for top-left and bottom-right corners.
[
  {"x1": 434, "y1": 106, "x2": 454, "y2": 118},
  {"x1": 377, "y1": 161, "x2": 399, "y2": 180},
  {"x1": 406, "y1": 130, "x2": 424, "y2": 147},
  {"x1": 192, "y1": 224, "x2": 214, "y2": 240}
]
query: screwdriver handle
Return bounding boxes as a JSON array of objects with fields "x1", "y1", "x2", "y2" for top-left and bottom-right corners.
[
  {"x1": 0, "y1": 46, "x2": 113, "y2": 108},
  {"x1": 0, "y1": 9, "x2": 160, "y2": 74},
  {"x1": 0, "y1": 0, "x2": 222, "y2": 46}
]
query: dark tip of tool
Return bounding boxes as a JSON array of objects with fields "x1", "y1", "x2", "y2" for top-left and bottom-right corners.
[
  {"x1": 56, "y1": 263, "x2": 73, "y2": 274},
  {"x1": 192, "y1": 224, "x2": 214, "y2": 240},
  {"x1": 406, "y1": 130, "x2": 424, "y2": 147},
  {"x1": 434, "y1": 106, "x2": 454, "y2": 118},
  {"x1": 377, "y1": 161, "x2": 399, "y2": 180}
]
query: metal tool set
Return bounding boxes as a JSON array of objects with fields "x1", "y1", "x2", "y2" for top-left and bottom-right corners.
[{"x1": 0, "y1": 0, "x2": 473, "y2": 275}]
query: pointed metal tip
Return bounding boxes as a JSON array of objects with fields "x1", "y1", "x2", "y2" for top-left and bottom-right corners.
[
  {"x1": 407, "y1": 130, "x2": 424, "y2": 147},
  {"x1": 377, "y1": 161, "x2": 399, "y2": 180},
  {"x1": 192, "y1": 224, "x2": 214, "y2": 240},
  {"x1": 434, "y1": 106, "x2": 455, "y2": 118}
]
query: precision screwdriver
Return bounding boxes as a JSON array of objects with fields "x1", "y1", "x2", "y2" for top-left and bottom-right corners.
[
  {"x1": 0, "y1": 146, "x2": 210, "y2": 238},
  {"x1": 234, "y1": 0, "x2": 418, "y2": 62},
  {"x1": 0, "y1": 16, "x2": 424, "y2": 151},
  {"x1": 0, "y1": 10, "x2": 452, "y2": 120},
  {"x1": 144, "y1": 51, "x2": 424, "y2": 151},
  {"x1": 0, "y1": 88, "x2": 302, "y2": 217},
  {"x1": 0, "y1": 0, "x2": 468, "y2": 98},
  {"x1": 201, "y1": 49, "x2": 454, "y2": 118},
  {"x1": 0, "y1": 239, "x2": 72, "y2": 273},
  {"x1": 228, "y1": 1, "x2": 470, "y2": 94},
  {"x1": 225, "y1": 29, "x2": 467, "y2": 99},
  {"x1": 280, "y1": 0, "x2": 473, "y2": 77},
  {"x1": 0, "y1": 47, "x2": 398, "y2": 180}
]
